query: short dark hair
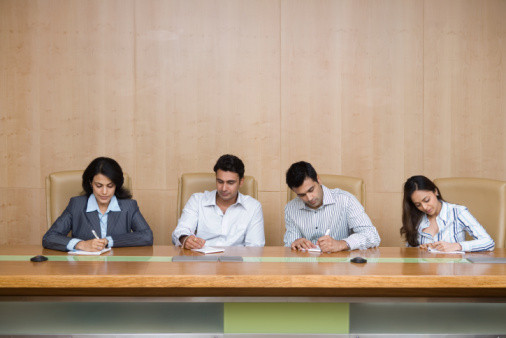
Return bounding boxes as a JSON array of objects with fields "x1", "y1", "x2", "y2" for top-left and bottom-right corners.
[
  {"x1": 286, "y1": 161, "x2": 318, "y2": 189},
  {"x1": 400, "y1": 175, "x2": 443, "y2": 247},
  {"x1": 82, "y1": 157, "x2": 132, "y2": 199},
  {"x1": 213, "y1": 154, "x2": 245, "y2": 179}
]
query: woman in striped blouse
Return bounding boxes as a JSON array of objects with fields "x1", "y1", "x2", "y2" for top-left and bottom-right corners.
[{"x1": 400, "y1": 175, "x2": 494, "y2": 252}]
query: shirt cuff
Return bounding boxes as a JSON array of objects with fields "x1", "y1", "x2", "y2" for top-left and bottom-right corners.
[
  {"x1": 343, "y1": 238, "x2": 357, "y2": 251},
  {"x1": 67, "y1": 238, "x2": 82, "y2": 251},
  {"x1": 174, "y1": 230, "x2": 191, "y2": 246},
  {"x1": 458, "y1": 241, "x2": 469, "y2": 252},
  {"x1": 106, "y1": 236, "x2": 114, "y2": 248}
]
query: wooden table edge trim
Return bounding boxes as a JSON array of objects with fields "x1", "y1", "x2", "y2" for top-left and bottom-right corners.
[{"x1": 1, "y1": 275, "x2": 506, "y2": 288}]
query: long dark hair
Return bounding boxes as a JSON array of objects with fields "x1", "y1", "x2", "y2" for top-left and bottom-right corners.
[
  {"x1": 400, "y1": 175, "x2": 443, "y2": 246},
  {"x1": 82, "y1": 157, "x2": 132, "y2": 199}
]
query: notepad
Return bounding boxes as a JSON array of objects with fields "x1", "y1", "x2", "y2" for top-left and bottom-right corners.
[
  {"x1": 300, "y1": 246, "x2": 322, "y2": 253},
  {"x1": 68, "y1": 248, "x2": 111, "y2": 255},
  {"x1": 428, "y1": 247, "x2": 464, "y2": 254},
  {"x1": 191, "y1": 246, "x2": 225, "y2": 254}
]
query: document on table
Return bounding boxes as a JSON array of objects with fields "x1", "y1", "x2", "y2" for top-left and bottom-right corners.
[
  {"x1": 428, "y1": 247, "x2": 464, "y2": 254},
  {"x1": 191, "y1": 246, "x2": 225, "y2": 254},
  {"x1": 301, "y1": 246, "x2": 322, "y2": 253},
  {"x1": 68, "y1": 248, "x2": 111, "y2": 255}
]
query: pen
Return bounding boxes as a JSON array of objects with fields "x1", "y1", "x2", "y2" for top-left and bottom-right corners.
[
  {"x1": 91, "y1": 230, "x2": 100, "y2": 240},
  {"x1": 324, "y1": 229, "x2": 330, "y2": 236}
]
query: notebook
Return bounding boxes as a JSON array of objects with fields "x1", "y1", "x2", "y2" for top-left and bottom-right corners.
[{"x1": 68, "y1": 248, "x2": 111, "y2": 255}]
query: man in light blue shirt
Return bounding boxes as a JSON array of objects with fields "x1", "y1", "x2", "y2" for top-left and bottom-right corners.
[
  {"x1": 172, "y1": 155, "x2": 265, "y2": 248},
  {"x1": 284, "y1": 161, "x2": 380, "y2": 252}
]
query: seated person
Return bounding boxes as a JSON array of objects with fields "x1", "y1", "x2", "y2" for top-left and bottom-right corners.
[
  {"x1": 284, "y1": 161, "x2": 380, "y2": 252},
  {"x1": 172, "y1": 154, "x2": 264, "y2": 249},
  {"x1": 401, "y1": 175, "x2": 494, "y2": 252},
  {"x1": 43, "y1": 157, "x2": 153, "y2": 252}
]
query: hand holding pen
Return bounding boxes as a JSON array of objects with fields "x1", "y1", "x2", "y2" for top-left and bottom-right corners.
[
  {"x1": 318, "y1": 228, "x2": 349, "y2": 253},
  {"x1": 74, "y1": 230, "x2": 108, "y2": 252}
]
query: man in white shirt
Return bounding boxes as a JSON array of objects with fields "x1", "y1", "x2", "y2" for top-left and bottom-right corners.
[
  {"x1": 284, "y1": 161, "x2": 380, "y2": 252},
  {"x1": 172, "y1": 154, "x2": 265, "y2": 248}
]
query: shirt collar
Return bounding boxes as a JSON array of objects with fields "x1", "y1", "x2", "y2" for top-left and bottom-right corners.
[
  {"x1": 299, "y1": 184, "x2": 335, "y2": 210},
  {"x1": 321, "y1": 185, "x2": 336, "y2": 206},
  {"x1": 417, "y1": 200, "x2": 447, "y2": 233},
  {"x1": 203, "y1": 190, "x2": 245, "y2": 208},
  {"x1": 436, "y1": 200, "x2": 449, "y2": 225},
  {"x1": 86, "y1": 194, "x2": 121, "y2": 214}
]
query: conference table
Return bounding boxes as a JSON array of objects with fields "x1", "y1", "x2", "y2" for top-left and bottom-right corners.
[{"x1": 0, "y1": 245, "x2": 505, "y2": 336}]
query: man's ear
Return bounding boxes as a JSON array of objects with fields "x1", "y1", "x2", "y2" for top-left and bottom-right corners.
[
  {"x1": 317, "y1": 175, "x2": 321, "y2": 185},
  {"x1": 239, "y1": 177, "x2": 244, "y2": 187}
]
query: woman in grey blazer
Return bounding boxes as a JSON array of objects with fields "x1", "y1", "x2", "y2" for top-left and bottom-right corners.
[{"x1": 43, "y1": 157, "x2": 153, "y2": 252}]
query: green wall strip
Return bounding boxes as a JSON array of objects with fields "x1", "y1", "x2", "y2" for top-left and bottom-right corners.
[{"x1": 224, "y1": 302, "x2": 349, "y2": 334}]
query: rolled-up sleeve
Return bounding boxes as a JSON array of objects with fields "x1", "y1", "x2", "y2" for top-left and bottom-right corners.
[
  {"x1": 172, "y1": 194, "x2": 200, "y2": 246},
  {"x1": 344, "y1": 196, "x2": 381, "y2": 250}
]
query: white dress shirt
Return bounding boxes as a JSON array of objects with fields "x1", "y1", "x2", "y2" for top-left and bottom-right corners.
[
  {"x1": 284, "y1": 185, "x2": 380, "y2": 250},
  {"x1": 172, "y1": 190, "x2": 265, "y2": 247},
  {"x1": 417, "y1": 201, "x2": 495, "y2": 252}
]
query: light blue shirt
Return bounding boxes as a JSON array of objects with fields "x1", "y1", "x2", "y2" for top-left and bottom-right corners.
[
  {"x1": 417, "y1": 201, "x2": 495, "y2": 252},
  {"x1": 284, "y1": 185, "x2": 381, "y2": 250},
  {"x1": 66, "y1": 195, "x2": 121, "y2": 251}
]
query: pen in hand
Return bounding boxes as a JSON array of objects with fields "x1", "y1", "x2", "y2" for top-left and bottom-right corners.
[
  {"x1": 324, "y1": 229, "x2": 330, "y2": 236},
  {"x1": 91, "y1": 230, "x2": 100, "y2": 240}
]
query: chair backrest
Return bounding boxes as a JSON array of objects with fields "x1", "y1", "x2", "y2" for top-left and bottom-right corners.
[
  {"x1": 287, "y1": 174, "x2": 366, "y2": 208},
  {"x1": 177, "y1": 173, "x2": 258, "y2": 218},
  {"x1": 434, "y1": 177, "x2": 506, "y2": 249},
  {"x1": 45, "y1": 170, "x2": 132, "y2": 228}
]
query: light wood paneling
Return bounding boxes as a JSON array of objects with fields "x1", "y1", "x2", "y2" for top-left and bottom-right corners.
[
  {"x1": 0, "y1": 1, "x2": 41, "y2": 189},
  {"x1": 134, "y1": 189, "x2": 176, "y2": 245},
  {"x1": 366, "y1": 192, "x2": 405, "y2": 247},
  {"x1": 424, "y1": 0, "x2": 506, "y2": 180},
  {"x1": 1, "y1": 0, "x2": 505, "y2": 247},
  {"x1": 134, "y1": 0, "x2": 281, "y2": 192},
  {"x1": 259, "y1": 191, "x2": 285, "y2": 246},
  {"x1": 35, "y1": 0, "x2": 136, "y2": 181},
  {"x1": 0, "y1": 188, "x2": 45, "y2": 246}
]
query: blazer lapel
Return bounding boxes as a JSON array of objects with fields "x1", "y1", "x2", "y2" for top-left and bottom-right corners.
[
  {"x1": 106, "y1": 211, "x2": 121, "y2": 236},
  {"x1": 84, "y1": 210, "x2": 101, "y2": 238}
]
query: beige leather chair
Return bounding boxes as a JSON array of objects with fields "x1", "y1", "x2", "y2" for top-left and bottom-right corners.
[
  {"x1": 434, "y1": 177, "x2": 506, "y2": 249},
  {"x1": 177, "y1": 173, "x2": 258, "y2": 217},
  {"x1": 287, "y1": 174, "x2": 366, "y2": 208},
  {"x1": 46, "y1": 170, "x2": 132, "y2": 228}
]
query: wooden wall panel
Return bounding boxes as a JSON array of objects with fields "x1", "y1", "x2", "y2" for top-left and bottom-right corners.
[
  {"x1": 135, "y1": 0, "x2": 281, "y2": 193},
  {"x1": 35, "y1": 0, "x2": 136, "y2": 180},
  {"x1": 0, "y1": 188, "x2": 45, "y2": 245},
  {"x1": 281, "y1": 0, "x2": 424, "y2": 245},
  {"x1": 1, "y1": 0, "x2": 505, "y2": 247},
  {"x1": 0, "y1": 1, "x2": 41, "y2": 189},
  {"x1": 424, "y1": 0, "x2": 506, "y2": 180}
]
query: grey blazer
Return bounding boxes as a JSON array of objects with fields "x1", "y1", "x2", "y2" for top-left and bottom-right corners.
[{"x1": 42, "y1": 195, "x2": 153, "y2": 251}]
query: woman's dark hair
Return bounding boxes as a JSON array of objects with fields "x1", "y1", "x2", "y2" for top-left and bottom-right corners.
[
  {"x1": 82, "y1": 157, "x2": 132, "y2": 199},
  {"x1": 286, "y1": 161, "x2": 318, "y2": 189},
  {"x1": 213, "y1": 154, "x2": 245, "y2": 179},
  {"x1": 401, "y1": 175, "x2": 443, "y2": 246}
]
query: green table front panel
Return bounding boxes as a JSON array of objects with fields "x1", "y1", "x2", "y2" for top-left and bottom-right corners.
[
  {"x1": 1, "y1": 302, "x2": 505, "y2": 335},
  {"x1": 224, "y1": 302, "x2": 349, "y2": 334}
]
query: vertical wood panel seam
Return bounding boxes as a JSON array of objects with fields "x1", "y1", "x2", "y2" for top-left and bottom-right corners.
[
  {"x1": 279, "y1": 0, "x2": 283, "y2": 194},
  {"x1": 133, "y1": 0, "x2": 138, "y2": 187},
  {"x1": 422, "y1": 0, "x2": 425, "y2": 174}
]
